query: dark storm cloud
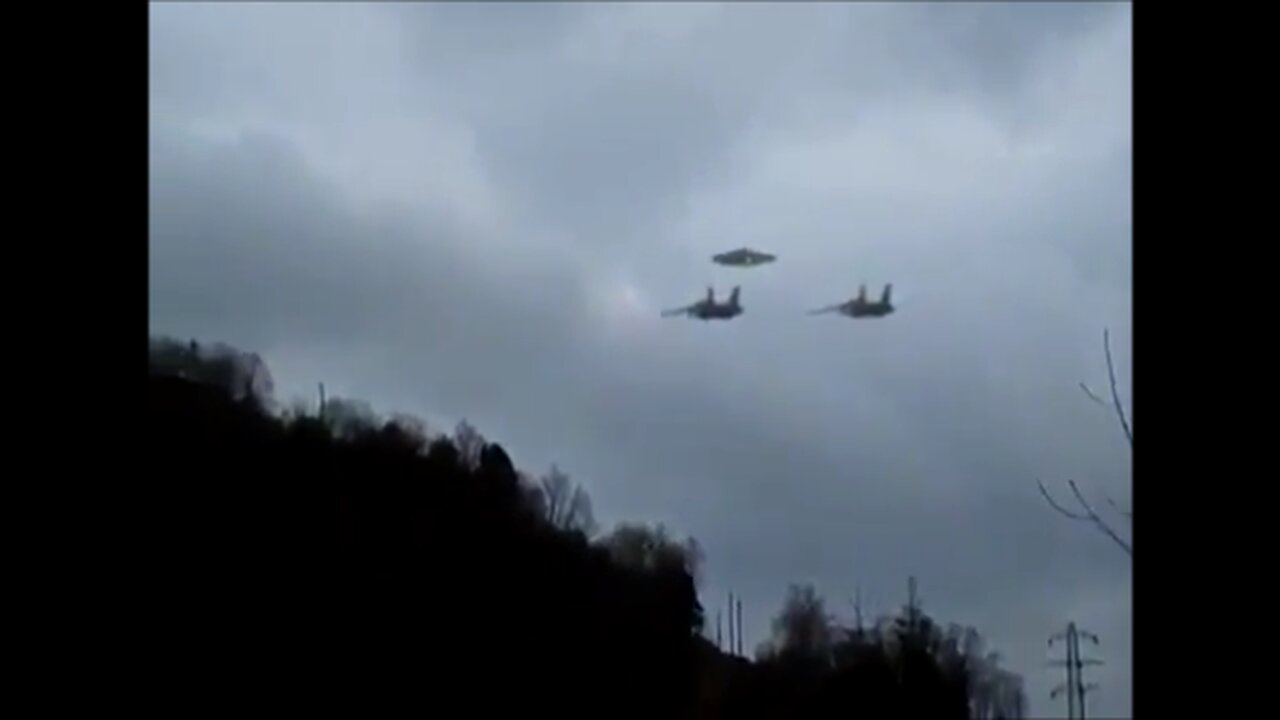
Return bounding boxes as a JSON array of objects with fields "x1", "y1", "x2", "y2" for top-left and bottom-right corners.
[
  {"x1": 150, "y1": 3, "x2": 1131, "y2": 714},
  {"x1": 894, "y1": 2, "x2": 1121, "y2": 97},
  {"x1": 148, "y1": 119, "x2": 594, "y2": 419}
]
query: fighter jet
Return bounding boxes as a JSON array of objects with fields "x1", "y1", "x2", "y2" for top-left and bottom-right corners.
[
  {"x1": 662, "y1": 286, "x2": 744, "y2": 320},
  {"x1": 808, "y1": 284, "x2": 895, "y2": 318},
  {"x1": 712, "y1": 247, "x2": 777, "y2": 267}
]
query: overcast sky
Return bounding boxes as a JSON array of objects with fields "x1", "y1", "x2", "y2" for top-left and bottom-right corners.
[{"x1": 149, "y1": 2, "x2": 1132, "y2": 715}]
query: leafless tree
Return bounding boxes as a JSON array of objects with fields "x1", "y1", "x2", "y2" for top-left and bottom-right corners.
[
  {"x1": 760, "y1": 583, "x2": 837, "y2": 663},
  {"x1": 453, "y1": 419, "x2": 486, "y2": 470},
  {"x1": 148, "y1": 335, "x2": 275, "y2": 408},
  {"x1": 323, "y1": 396, "x2": 381, "y2": 439},
  {"x1": 1039, "y1": 328, "x2": 1132, "y2": 556},
  {"x1": 598, "y1": 522, "x2": 701, "y2": 582},
  {"x1": 388, "y1": 413, "x2": 429, "y2": 443},
  {"x1": 539, "y1": 464, "x2": 598, "y2": 537}
]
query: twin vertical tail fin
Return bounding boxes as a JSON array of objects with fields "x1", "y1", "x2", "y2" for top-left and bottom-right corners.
[
  {"x1": 880, "y1": 283, "x2": 893, "y2": 305},
  {"x1": 728, "y1": 286, "x2": 741, "y2": 308}
]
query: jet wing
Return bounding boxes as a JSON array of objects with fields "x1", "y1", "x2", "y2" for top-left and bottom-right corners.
[
  {"x1": 807, "y1": 304, "x2": 844, "y2": 315},
  {"x1": 661, "y1": 305, "x2": 694, "y2": 317}
]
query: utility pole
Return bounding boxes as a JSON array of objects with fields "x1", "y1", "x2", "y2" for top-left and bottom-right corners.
[
  {"x1": 715, "y1": 609, "x2": 723, "y2": 651},
  {"x1": 850, "y1": 584, "x2": 865, "y2": 637},
  {"x1": 1075, "y1": 626, "x2": 1103, "y2": 720},
  {"x1": 905, "y1": 576, "x2": 922, "y2": 632},
  {"x1": 1049, "y1": 622, "x2": 1104, "y2": 719},
  {"x1": 727, "y1": 591, "x2": 736, "y2": 656},
  {"x1": 736, "y1": 596, "x2": 744, "y2": 656}
]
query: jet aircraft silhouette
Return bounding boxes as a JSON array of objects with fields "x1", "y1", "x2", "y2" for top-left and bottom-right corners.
[
  {"x1": 807, "y1": 284, "x2": 895, "y2": 318},
  {"x1": 662, "y1": 286, "x2": 744, "y2": 320}
]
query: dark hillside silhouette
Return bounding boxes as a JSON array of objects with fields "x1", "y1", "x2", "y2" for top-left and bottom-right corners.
[{"x1": 151, "y1": 335, "x2": 1024, "y2": 718}]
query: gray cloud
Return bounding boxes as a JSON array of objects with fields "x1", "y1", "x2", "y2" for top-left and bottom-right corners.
[{"x1": 150, "y1": 3, "x2": 1132, "y2": 715}]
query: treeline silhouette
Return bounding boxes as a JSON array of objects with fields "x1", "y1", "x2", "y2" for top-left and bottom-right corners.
[{"x1": 150, "y1": 336, "x2": 1026, "y2": 718}]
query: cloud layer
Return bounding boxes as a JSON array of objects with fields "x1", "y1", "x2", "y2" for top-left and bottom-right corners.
[{"x1": 150, "y1": 3, "x2": 1132, "y2": 715}]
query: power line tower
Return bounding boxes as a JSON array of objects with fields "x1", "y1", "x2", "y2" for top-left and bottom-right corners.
[
  {"x1": 903, "y1": 576, "x2": 923, "y2": 632},
  {"x1": 720, "y1": 591, "x2": 744, "y2": 656},
  {"x1": 1049, "y1": 621, "x2": 1104, "y2": 719},
  {"x1": 715, "y1": 609, "x2": 723, "y2": 651},
  {"x1": 727, "y1": 591, "x2": 734, "y2": 654},
  {"x1": 848, "y1": 584, "x2": 865, "y2": 638},
  {"x1": 736, "y1": 595, "x2": 744, "y2": 656}
]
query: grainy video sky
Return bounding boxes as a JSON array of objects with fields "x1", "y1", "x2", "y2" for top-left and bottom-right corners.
[{"x1": 149, "y1": 3, "x2": 1132, "y2": 714}]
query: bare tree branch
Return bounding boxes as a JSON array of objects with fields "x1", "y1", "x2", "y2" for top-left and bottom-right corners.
[
  {"x1": 1101, "y1": 328, "x2": 1133, "y2": 448},
  {"x1": 1038, "y1": 480, "x2": 1131, "y2": 555},
  {"x1": 1103, "y1": 492, "x2": 1131, "y2": 521},
  {"x1": 1066, "y1": 480, "x2": 1131, "y2": 555},
  {"x1": 1079, "y1": 382, "x2": 1107, "y2": 407},
  {"x1": 1050, "y1": 327, "x2": 1132, "y2": 557},
  {"x1": 1080, "y1": 329, "x2": 1132, "y2": 450},
  {"x1": 1037, "y1": 480, "x2": 1089, "y2": 521}
]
